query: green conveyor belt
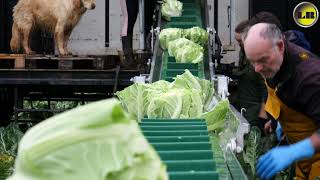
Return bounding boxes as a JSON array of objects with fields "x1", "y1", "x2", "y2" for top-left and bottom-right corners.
[
  {"x1": 160, "y1": 0, "x2": 206, "y2": 81},
  {"x1": 140, "y1": 118, "x2": 219, "y2": 180},
  {"x1": 145, "y1": 0, "x2": 248, "y2": 179}
]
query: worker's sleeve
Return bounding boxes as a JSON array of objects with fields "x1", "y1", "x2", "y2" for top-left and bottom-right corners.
[
  {"x1": 256, "y1": 74, "x2": 268, "y2": 102},
  {"x1": 294, "y1": 60, "x2": 320, "y2": 125}
]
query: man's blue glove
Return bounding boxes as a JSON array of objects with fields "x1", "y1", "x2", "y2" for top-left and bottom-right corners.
[
  {"x1": 276, "y1": 121, "x2": 283, "y2": 141},
  {"x1": 257, "y1": 138, "x2": 315, "y2": 180}
]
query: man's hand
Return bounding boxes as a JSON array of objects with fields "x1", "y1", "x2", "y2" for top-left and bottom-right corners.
[
  {"x1": 263, "y1": 120, "x2": 273, "y2": 134},
  {"x1": 263, "y1": 119, "x2": 277, "y2": 134},
  {"x1": 257, "y1": 139, "x2": 315, "y2": 180}
]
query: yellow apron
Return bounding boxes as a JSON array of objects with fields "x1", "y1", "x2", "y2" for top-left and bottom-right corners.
[{"x1": 265, "y1": 85, "x2": 320, "y2": 180}]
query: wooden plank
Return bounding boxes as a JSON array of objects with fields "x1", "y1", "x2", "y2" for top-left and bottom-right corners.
[
  {"x1": 0, "y1": 54, "x2": 124, "y2": 70},
  {"x1": 0, "y1": 53, "x2": 26, "y2": 59}
]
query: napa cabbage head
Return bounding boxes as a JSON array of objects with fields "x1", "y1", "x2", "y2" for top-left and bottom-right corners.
[
  {"x1": 159, "y1": 28, "x2": 184, "y2": 50},
  {"x1": 175, "y1": 44, "x2": 204, "y2": 63},
  {"x1": 185, "y1": 27, "x2": 209, "y2": 46},
  {"x1": 202, "y1": 99, "x2": 229, "y2": 132},
  {"x1": 167, "y1": 38, "x2": 193, "y2": 57},
  {"x1": 115, "y1": 83, "x2": 150, "y2": 121},
  {"x1": 115, "y1": 81, "x2": 171, "y2": 121},
  {"x1": 7, "y1": 98, "x2": 168, "y2": 180},
  {"x1": 147, "y1": 89, "x2": 184, "y2": 119},
  {"x1": 146, "y1": 88, "x2": 203, "y2": 119},
  {"x1": 161, "y1": 0, "x2": 183, "y2": 21},
  {"x1": 171, "y1": 70, "x2": 214, "y2": 108},
  {"x1": 115, "y1": 70, "x2": 214, "y2": 119},
  {"x1": 168, "y1": 38, "x2": 204, "y2": 63}
]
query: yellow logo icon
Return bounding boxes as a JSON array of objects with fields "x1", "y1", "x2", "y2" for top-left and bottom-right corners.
[
  {"x1": 299, "y1": 52, "x2": 310, "y2": 61},
  {"x1": 293, "y1": 2, "x2": 319, "y2": 28}
]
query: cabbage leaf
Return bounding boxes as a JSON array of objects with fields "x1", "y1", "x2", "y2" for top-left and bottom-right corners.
[
  {"x1": 116, "y1": 70, "x2": 214, "y2": 120},
  {"x1": 8, "y1": 98, "x2": 168, "y2": 180},
  {"x1": 167, "y1": 38, "x2": 204, "y2": 63},
  {"x1": 185, "y1": 27, "x2": 209, "y2": 46},
  {"x1": 161, "y1": 0, "x2": 183, "y2": 21},
  {"x1": 159, "y1": 28, "x2": 184, "y2": 50}
]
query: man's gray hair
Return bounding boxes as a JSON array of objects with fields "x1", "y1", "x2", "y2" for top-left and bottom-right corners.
[{"x1": 242, "y1": 23, "x2": 283, "y2": 47}]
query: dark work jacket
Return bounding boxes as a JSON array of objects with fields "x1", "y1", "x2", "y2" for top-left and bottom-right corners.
[
  {"x1": 267, "y1": 42, "x2": 320, "y2": 130},
  {"x1": 235, "y1": 48, "x2": 267, "y2": 125}
]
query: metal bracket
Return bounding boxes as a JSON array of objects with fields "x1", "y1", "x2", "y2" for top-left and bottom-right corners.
[
  {"x1": 151, "y1": 27, "x2": 161, "y2": 52},
  {"x1": 215, "y1": 75, "x2": 230, "y2": 99},
  {"x1": 130, "y1": 74, "x2": 150, "y2": 84},
  {"x1": 229, "y1": 105, "x2": 250, "y2": 153}
]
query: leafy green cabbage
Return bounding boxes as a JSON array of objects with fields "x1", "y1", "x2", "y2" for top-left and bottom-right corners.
[
  {"x1": 168, "y1": 38, "x2": 204, "y2": 63},
  {"x1": 115, "y1": 81, "x2": 171, "y2": 121},
  {"x1": 242, "y1": 127, "x2": 262, "y2": 178},
  {"x1": 175, "y1": 45, "x2": 204, "y2": 63},
  {"x1": 159, "y1": 28, "x2": 184, "y2": 50},
  {"x1": 116, "y1": 70, "x2": 214, "y2": 120},
  {"x1": 161, "y1": 0, "x2": 183, "y2": 21},
  {"x1": 146, "y1": 88, "x2": 203, "y2": 119},
  {"x1": 0, "y1": 123, "x2": 23, "y2": 180},
  {"x1": 202, "y1": 99, "x2": 229, "y2": 132},
  {"x1": 159, "y1": 27, "x2": 208, "y2": 51},
  {"x1": 171, "y1": 69, "x2": 214, "y2": 109},
  {"x1": 7, "y1": 98, "x2": 168, "y2": 180},
  {"x1": 185, "y1": 27, "x2": 209, "y2": 46},
  {"x1": 147, "y1": 89, "x2": 184, "y2": 119},
  {"x1": 167, "y1": 38, "x2": 193, "y2": 57},
  {"x1": 115, "y1": 83, "x2": 149, "y2": 121},
  {"x1": 0, "y1": 154, "x2": 14, "y2": 180}
]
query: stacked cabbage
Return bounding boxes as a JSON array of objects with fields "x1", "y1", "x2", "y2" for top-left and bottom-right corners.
[
  {"x1": 159, "y1": 27, "x2": 208, "y2": 49},
  {"x1": 159, "y1": 27, "x2": 208, "y2": 63},
  {"x1": 116, "y1": 70, "x2": 214, "y2": 120},
  {"x1": 116, "y1": 70, "x2": 236, "y2": 133}
]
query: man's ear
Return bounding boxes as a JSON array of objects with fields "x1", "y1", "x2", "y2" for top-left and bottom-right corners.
[
  {"x1": 73, "y1": 0, "x2": 82, "y2": 8},
  {"x1": 277, "y1": 39, "x2": 285, "y2": 54}
]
